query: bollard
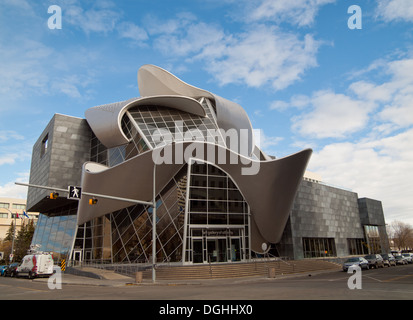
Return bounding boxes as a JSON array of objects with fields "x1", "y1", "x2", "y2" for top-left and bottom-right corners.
[
  {"x1": 268, "y1": 267, "x2": 276, "y2": 278},
  {"x1": 135, "y1": 271, "x2": 143, "y2": 284}
]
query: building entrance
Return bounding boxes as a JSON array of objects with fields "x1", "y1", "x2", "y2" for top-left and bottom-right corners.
[
  {"x1": 207, "y1": 238, "x2": 227, "y2": 262},
  {"x1": 190, "y1": 228, "x2": 245, "y2": 264}
]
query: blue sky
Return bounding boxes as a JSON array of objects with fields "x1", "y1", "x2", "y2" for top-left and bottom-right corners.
[{"x1": 1, "y1": 0, "x2": 412, "y2": 226}]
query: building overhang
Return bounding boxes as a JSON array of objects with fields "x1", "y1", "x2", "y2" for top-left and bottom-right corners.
[
  {"x1": 77, "y1": 142, "x2": 312, "y2": 251},
  {"x1": 85, "y1": 95, "x2": 206, "y2": 149}
]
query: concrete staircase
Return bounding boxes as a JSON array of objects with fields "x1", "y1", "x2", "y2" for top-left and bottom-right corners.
[{"x1": 141, "y1": 259, "x2": 340, "y2": 281}]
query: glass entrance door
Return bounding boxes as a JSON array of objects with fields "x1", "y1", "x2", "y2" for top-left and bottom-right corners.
[
  {"x1": 230, "y1": 238, "x2": 241, "y2": 261},
  {"x1": 72, "y1": 250, "x2": 82, "y2": 266},
  {"x1": 189, "y1": 228, "x2": 247, "y2": 264},
  {"x1": 207, "y1": 238, "x2": 227, "y2": 263},
  {"x1": 192, "y1": 239, "x2": 203, "y2": 263}
]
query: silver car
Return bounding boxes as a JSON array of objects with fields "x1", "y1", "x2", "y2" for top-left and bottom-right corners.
[
  {"x1": 343, "y1": 257, "x2": 369, "y2": 271},
  {"x1": 402, "y1": 253, "x2": 413, "y2": 264},
  {"x1": 395, "y1": 255, "x2": 408, "y2": 265}
]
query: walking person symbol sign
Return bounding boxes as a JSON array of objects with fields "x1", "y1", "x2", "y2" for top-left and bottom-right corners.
[{"x1": 68, "y1": 185, "x2": 82, "y2": 200}]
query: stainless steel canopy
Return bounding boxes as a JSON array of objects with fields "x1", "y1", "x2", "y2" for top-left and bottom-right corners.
[{"x1": 80, "y1": 65, "x2": 312, "y2": 253}]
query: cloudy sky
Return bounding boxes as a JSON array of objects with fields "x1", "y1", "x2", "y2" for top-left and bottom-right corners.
[{"x1": 0, "y1": 0, "x2": 412, "y2": 225}]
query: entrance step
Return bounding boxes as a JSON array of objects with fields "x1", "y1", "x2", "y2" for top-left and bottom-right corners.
[{"x1": 141, "y1": 259, "x2": 340, "y2": 280}]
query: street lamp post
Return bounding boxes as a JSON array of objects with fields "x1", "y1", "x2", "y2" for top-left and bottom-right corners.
[
  {"x1": 152, "y1": 162, "x2": 157, "y2": 283},
  {"x1": 152, "y1": 152, "x2": 162, "y2": 283}
]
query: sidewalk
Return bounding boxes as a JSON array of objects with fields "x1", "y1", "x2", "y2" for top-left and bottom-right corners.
[
  {"x1": 33, "y1": 267, "x2": 204, "y2": 287},
  {"x1": 32, "y1": 266, "x2": 340, "y2": 287}
]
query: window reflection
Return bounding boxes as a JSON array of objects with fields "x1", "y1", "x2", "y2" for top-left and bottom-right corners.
[{"x1": 31, "y1": 211, "x2": 77, "y2": 261}]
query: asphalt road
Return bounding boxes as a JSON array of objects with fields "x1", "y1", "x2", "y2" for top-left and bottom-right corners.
[{"x1": 1, "y1": 263, "x2": 413, "y2": 301}]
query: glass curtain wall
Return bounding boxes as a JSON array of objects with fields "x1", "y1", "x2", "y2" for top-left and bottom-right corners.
[
  {"x1": 302, "y1": 237, "x2": 337, "y2": 258},
  {"x1": 364, "y1": 225, "x2": 382, "y2": 254},
  {"x1": 126, "y1": 104, "x2": 225, "y2": 149},
  {"x1": 80, "y1": 99, "x2": 250, "y2": 264},
  {"x1": 347, "y1": 238, "x2": 368, "y2": 255},
  {"x1": 30, "y1": 203, "x2": 78, "y2": 262},
  {"x1": 185, "y1": 162, "x2": 250, "y2": 264},
  {"x1": 80, "y1": 166, "x2": 188, "y2": 264}
]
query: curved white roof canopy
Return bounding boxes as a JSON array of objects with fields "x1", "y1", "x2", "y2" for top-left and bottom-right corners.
[
  {"x1": 77, "y1": 142, "x2": 312, "y2": 251},
  {"x1": 85, "y1": 95, "x2": 206, "y2": 149},
  {"x1": 138, "y1": 65, "x2": 255, "y2": 157}
]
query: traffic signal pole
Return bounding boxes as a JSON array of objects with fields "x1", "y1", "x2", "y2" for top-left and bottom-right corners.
[
  {"x1": 14, "y1": 182, "x2": 154, "y2": 206},
  {"x1": 15, "y1": 181, "x2": 157, "y2": 283}
]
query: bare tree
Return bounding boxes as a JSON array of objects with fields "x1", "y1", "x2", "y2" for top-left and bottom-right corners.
[{"x1": 390, "y1": 221, "x2": 413, "y2": 250}]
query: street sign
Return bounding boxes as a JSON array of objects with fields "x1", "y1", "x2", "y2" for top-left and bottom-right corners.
[{"x1": 68, "y1": 185, "x2": 82, "y2": 200}]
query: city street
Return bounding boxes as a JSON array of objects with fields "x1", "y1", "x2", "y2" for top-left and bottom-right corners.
[{"x1": 1, "y1": 264, "x2": 413, "y2": 300}]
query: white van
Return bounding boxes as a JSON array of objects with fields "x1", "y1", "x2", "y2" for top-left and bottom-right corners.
[{"x1": 17, "y1": 253, "x2": 54, "y2": 279}]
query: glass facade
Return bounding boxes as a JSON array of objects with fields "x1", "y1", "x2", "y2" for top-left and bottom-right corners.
[
  {"x1": 74, "y1": 99, "x2": 250, "y2": 264},
  {"x1": 347, "y1": 238, "x2": 368, "y2": 255},
  {"x1": 28, "y1": 102, "x2": 390, "y2": 264},
  {"x1": 30, "y1": 203, "x2": 78, "y2": 261},
  {"x1": 74, "y1": 166, "x2": 187, "y2": 264},
  {"x1": 185, "y1": 162, "x2": 250, "y2": 264},
  {"x1": 126, "y1": 101, "x2": 225, "y2": 149},
  {"x1": 364, "y1": 225, "x2": 382, "y2": 253},
  {"x1": 302, "y1": 237, "x2": 337, "y2": 258},
  {"x1": 68, "y1": 161, "x2": 250, "y2": 265}
]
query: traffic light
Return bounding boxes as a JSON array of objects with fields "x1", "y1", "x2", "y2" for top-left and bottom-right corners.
[
  {"x1": 89, "y1": 198, "x2": 98, "y2": 205},
  {"x1": 49, "y1": 192, "x2": 59, "y2": 199}
]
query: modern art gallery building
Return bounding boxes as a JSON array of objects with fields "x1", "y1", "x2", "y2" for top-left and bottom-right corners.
[{"x1": 25, "y1": 65, "x2": 389, "y2": 265}]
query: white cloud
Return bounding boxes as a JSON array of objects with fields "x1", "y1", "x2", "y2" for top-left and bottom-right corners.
[
  {"x1": 376, "y1": 0, "x2": 413, "y2": 23},
  {"x1": 63, "y1": 0, "x2": 121, "y2": 34},
  {"x1": 309, "y1": 129, "x2": 413, "y2": 224},
  {"x1": 118, "y1": 22, "x2": 148, "y2": 44},
  {"x1": 351, "y1": 58, "x2": 413, "y2": 129},
  {"x1": 0, "y1": 39, "x2": 53, "y2": 98},
  {"x1": 0, "y1": 155, "x2": 17, "y2": 166},
  {"x1": 0, "y1": 149, "x2": 31, "y2": 167},
  {"x1": 0, "y1": 35, "x2": 101, "y2": 101},
  {"x1": 0, "y1": 173, "x2": 29, "y2": 199},
  {"x1": 275, "y1": 56, "x2": 413, "y2": 139},
  {"x1": 144, "y1": 12, "x2": 198, "y2": 36},
  {"x1": 148, "y1": 13, "x2": 321, "y2": 90},
  {"x1": 291, "y1": 90, "x2": 375, "y2": 138},
  {"x1": 206, "y1": 27, "x2": 320, "y2": 90},
  {"x1": 153, "y1": 20, "x2": 226, "y2": 58},
  {"x1": 269, "y1": 100, "x2": 290, "y2": 111},
  {"x1": 0, "y1": 131, "x2": 25, "y2": 142},
  {"x1": 253, "y1": 129, "x2": 284, "y2": 155},
  {"x1": 286, "y1": 55, "x2": 413, "y2": 225},
  {"x1": 249, "y1": 0, "x2": 335, "y2": 27},
  {"x1": 270, "y1": 94, "x2": 310, "y2": 111}
]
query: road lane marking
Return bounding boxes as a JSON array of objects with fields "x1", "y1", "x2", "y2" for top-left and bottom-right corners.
[{"x1": 383, "y1": 274, "x2": 413, "y2": 283}]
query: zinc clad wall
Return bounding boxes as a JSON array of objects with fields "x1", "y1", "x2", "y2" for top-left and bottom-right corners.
[
  {"x1": 27, "y1": 116, "x2": 55, "y2": 210},
  {"x1": 357, "y1": 197, "x2": 390, "y2": 253},
  {"x1": 279, "y1": 180, "x2": 365, "y2": 260},
  {"x1": 27, "y1": 114, "x2": 92, "y2": 211},
  {"x1": 357, "y1": 198, "x2": 386, "y2": 226}
]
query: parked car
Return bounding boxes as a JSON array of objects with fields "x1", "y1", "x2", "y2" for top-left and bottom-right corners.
[
  {"x1": 0, "y1": 265, "x2": 7, "y2": 276},
  {"x1": 16, "y1": 253, "x2": 54, "y2": 279},
  {"x1": 364, "y1": 254, "x2": 385, "y2": 269},
  {"x1": 395, "y1": 255, "x2": 408, "y2": 265},
  {"x1": 380, "y1": 253, "x2": 396, "y2": 266},
  {"x1": 401, "y1": 253, "x2": 413, "y2": 264},
  {"x1": 2, "y1": 262, "x2": 19, "y2": 277},
  {"x1": 342, "y1": 257, "x2": 369, "y2": 271}
]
